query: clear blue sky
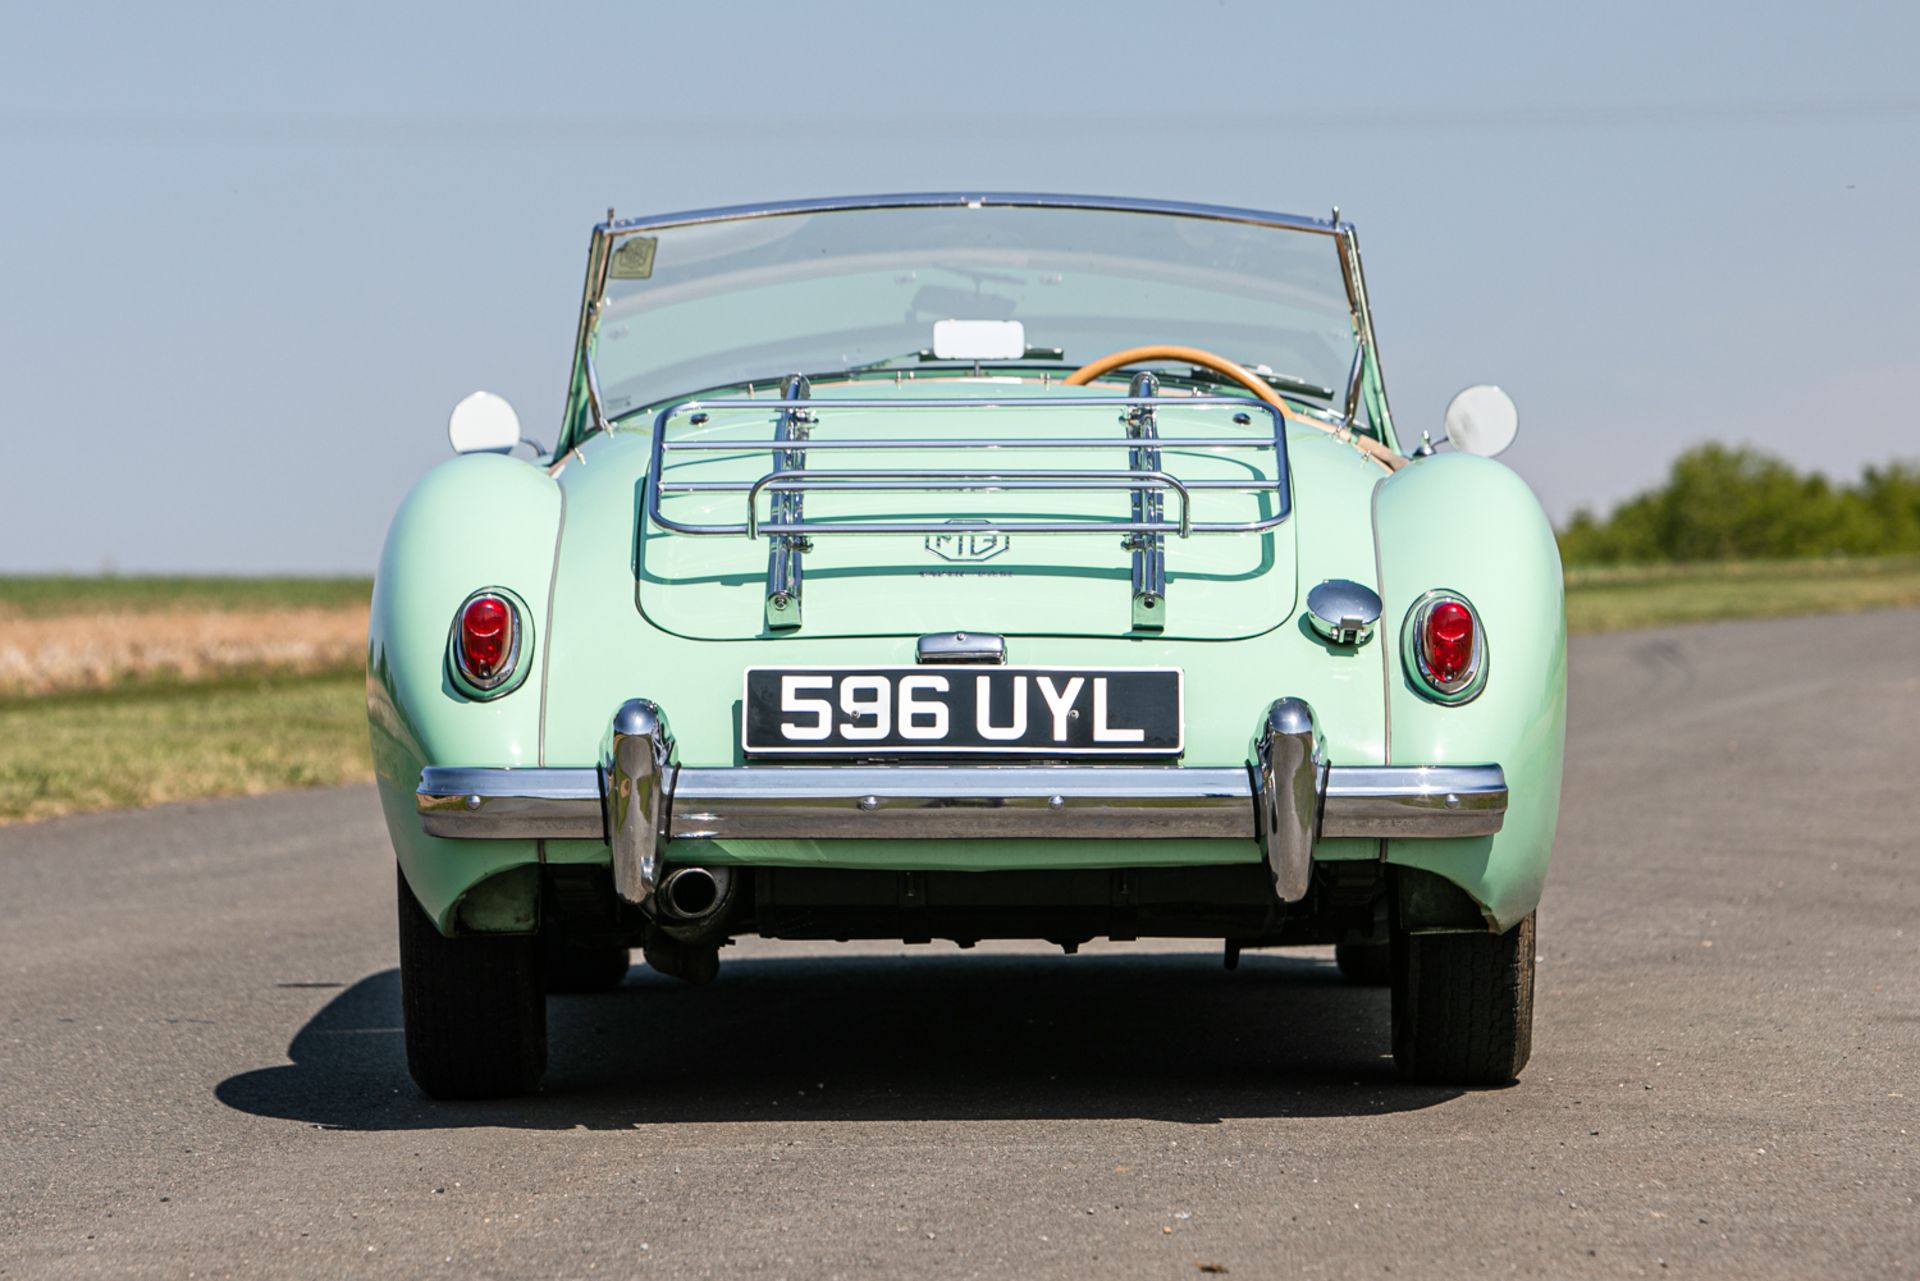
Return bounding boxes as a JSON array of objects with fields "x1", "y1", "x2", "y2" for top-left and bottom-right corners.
[{"x1": 2, "y1": 0, "x2": 1914, "y2": 572}]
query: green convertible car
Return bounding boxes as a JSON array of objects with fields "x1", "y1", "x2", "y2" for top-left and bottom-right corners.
[{"x1": 369, "y1": 194, "x2": 1566, "y2": 1098}]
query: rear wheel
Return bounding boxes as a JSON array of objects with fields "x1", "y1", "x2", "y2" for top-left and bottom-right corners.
[
  {"x1": 396, "y1": 868, "x2": 547, "y2": 1099},
  {"x1": 1390, "y1": 912, "x2": 1535, "y2": 1086}
]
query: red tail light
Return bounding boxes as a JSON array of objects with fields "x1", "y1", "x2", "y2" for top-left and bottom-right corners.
[
  {"x1": 457, "y1": 593, "x2": 515, "y2": 686},
  {"x1": 1406, "y1": 591, "x2": 1485, "y2": 702},
  {"x1": 1422, "y1": 599, "x2": 1475, "y2": 685}
]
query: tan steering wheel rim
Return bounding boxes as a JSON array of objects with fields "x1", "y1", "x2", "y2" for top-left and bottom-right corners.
[{"x1": 1062, "y1": 344, "x2": 1406, "y2": 471}]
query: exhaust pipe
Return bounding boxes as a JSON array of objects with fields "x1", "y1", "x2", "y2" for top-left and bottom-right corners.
[
  {"x1": 645, "y1": 866, "x2": 736, "y2": 983},
  {"x1": 642, "y1": 933, "x2": 720, "y2": 985},
  {"x1": 661, "y1": 866, "x2": 727, "y2": 920}
]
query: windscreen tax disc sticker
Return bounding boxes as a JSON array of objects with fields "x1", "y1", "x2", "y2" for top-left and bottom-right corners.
[{"x1": 609, "y1": 236, "x2": 657, "y2": 279}]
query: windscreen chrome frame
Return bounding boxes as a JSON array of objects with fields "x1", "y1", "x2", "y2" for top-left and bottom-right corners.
[{"x1": 560, "y1": 192, "x2": 1397, "y2": 456}]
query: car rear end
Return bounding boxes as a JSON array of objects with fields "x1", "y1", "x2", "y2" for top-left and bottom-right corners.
[{"x1": 374, "y1": 378, "x2": 1551, "y2": 1097}]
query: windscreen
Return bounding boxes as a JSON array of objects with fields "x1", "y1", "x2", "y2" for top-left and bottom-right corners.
[{"x1": 591, "y1": 204, "x2": 1356, "y2": 416}]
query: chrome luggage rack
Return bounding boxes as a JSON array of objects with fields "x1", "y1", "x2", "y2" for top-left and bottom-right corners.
[{"x1": 645, "y1": 375, "x2": 1292, "y2": 631}]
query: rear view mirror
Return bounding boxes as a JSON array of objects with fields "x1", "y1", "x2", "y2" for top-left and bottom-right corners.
[
  {"x1": 1442, "y1": 385, "x2": 1518, "y2": 457},
  {"x1": 448, "y1": 391, "x2": 523, "y2": 455}
]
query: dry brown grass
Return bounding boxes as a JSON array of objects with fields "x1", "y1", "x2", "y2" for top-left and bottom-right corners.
[{"x1": 0, "y1": 605, "x2": 368, "y2": 696}]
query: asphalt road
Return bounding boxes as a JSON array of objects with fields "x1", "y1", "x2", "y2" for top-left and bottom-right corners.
[{"x1": 4, "y1": 611, "x2": 1916, "y2": 1279}]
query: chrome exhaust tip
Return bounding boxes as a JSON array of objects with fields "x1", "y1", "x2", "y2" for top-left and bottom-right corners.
[{"x1": 659, "y1": 866, "x2": 729, "y2": 921}]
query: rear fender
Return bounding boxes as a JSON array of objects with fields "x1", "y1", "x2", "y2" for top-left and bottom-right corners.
[
  {"x1": 1373, "y1": 453, "x2": 1567, "y2": 931},
  {"x1": 368, "y1": 453, "x2": 563, "y2": 933}
]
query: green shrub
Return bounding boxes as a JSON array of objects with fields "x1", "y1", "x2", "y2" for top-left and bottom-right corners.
[{"x1": 1557, "y1": 445, "x2": 1920, "y2": 565}]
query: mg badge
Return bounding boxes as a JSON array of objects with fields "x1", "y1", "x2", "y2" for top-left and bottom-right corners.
[{"x1": 924, "y1": 522, "x2": 1010, "y2": 563}]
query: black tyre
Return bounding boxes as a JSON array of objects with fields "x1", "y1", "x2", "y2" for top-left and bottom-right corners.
[
  {"x1": 1334, "y1": 940, "x2": 1392, "y2": 985},
  {"x1": 396, "y1": 868, "x2": 547, "y2": 1099},
  {"x1": 543, "y1": 929, "x2": 631, "y2": 993},
  {"x1": 1390, "y1": 912, "x2": 1535, "y2": 1086}
]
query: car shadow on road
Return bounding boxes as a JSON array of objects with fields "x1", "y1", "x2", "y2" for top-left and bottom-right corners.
[{"x1": 216, "y1": 950, "x2": 1461, "y2": 1129}]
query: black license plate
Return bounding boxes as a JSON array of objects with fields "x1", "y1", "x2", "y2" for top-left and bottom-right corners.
[{"x1": 742, "y1": 666, "x2": 1183, "y2": 757}]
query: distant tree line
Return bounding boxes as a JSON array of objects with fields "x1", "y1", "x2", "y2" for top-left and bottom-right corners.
[{"x1": 1556, "y1": 444, "x2": 1920, "y2": 566}]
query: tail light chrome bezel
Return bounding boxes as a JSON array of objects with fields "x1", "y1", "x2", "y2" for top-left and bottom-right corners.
[
  {"x1": 1401, "y1": 589, "x2": 1488, "y2": 705},
  {"x1": 447, "y1": 587, "x2": 531, "y2": 699}
]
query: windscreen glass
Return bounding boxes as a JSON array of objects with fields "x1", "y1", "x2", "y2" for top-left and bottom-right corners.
[{"x1": 591, "y1": 204, "x2": 1355, "y2": 415}]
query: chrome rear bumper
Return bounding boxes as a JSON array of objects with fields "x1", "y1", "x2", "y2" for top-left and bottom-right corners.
[{"x1": 416, "y1": 698, "x2": 1505, "y2": 909}]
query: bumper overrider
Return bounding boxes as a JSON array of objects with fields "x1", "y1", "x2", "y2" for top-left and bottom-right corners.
[{"x1": 416, "y1": 698, "x2": 1506, "y2": 910}]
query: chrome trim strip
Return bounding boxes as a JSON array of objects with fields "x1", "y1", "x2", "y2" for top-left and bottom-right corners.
[
  {"x1": 1336, "y1": 225, "x2": 1398, "y2": 448},
  {"x1": 598, "y1": 192, "x2": 1346, "y2": 239},
  {"x1": 668, "y1": 766, "x2": 1254, "y2": 841},
  {"x1": 417, "y1": 767, "x2": 603, "y2": 839},
  {"x1": 1321, "y1": 765, "x2": 1508, "y2": 837},
  {"x1": 416, "y1": 759, "x2": 1506, "y2": 845},
  {"x1": 1335, "y1": 344, "x2": 1366, "y2": 438},
  {"x1": 581, "y1": 314, "x2": 613, "y2": 438},
  {"x1": 566, "y1": 222, "x2": 613, "y2": 442}
]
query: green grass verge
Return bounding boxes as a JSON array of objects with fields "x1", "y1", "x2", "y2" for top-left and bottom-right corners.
[
  {"x1": 0, "y1": 667, "x2": 370, "y2": 825},
  {"x1": 1564, "y1": 554, "x2": 1920, "y2": 633},
  {"x1": 0, "y1": 575, "x2": 372, "y2": 617},
  {"x1": 4, "y1": 559, "x2": 1919, "y2": 825}
]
